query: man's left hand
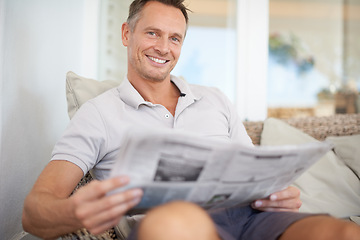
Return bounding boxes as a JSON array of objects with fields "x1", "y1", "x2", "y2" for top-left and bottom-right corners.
[{"x1": 251, "y1": 186, "x2": 302, "y2": 212}]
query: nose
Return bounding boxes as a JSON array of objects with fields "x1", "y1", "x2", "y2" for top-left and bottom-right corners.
[{"x1": 154, "y1": 36, "x2": 170, "y2": 55}]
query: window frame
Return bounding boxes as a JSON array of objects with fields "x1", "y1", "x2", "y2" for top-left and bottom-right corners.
[{"x1": 236, "y1": 0, "x2": 269, "y2": 121}]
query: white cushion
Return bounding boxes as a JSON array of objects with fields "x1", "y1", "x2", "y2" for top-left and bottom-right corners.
[
  {"x1": 260, "y1": 118, "x2": 360, "y2": 218},
  {"x1": 327, "y1": 134, "x2": 360, "y2": 179},
  {"x1": 66, "y1": 71, "x2": 120, "y2": 119}
]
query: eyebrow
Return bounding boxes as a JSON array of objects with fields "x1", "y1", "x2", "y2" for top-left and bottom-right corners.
[{"x1": 144, "y1": 26, "x2": 184, "y2": 41}]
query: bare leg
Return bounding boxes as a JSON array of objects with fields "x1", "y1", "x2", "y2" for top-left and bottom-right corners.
[
  {"x1": 280, "y1": 216, "x2": 360, "y2": 240},
  {"x1": 138, "y1": 201, "x2": 221, "y2": 240}
]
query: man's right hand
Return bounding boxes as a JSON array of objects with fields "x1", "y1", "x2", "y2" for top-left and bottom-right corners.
[
  {"x1": 22, "y1": 161, "x2": 143, "y2": 239},
  {"x1": 71, "y1": 176, "x2": 143, "y2": 235}
]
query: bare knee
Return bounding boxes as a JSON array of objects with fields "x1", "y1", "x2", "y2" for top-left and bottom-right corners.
[
  {"x1": 281, "y1": 216, "x2": 360, "y2": 240},
  {"x1": 138, "y1": 201, "x2": 220, "y2": 240},
  {"x1": 321, "y1": 219, "x2": 360, "y2": 240},
  {"x1": 336, "y1": 221, "x2": 360, "y2": 240}
]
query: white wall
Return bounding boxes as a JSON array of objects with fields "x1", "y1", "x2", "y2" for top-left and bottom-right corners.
[{"x1": 0, "y1": 0, "x2": 98, "y2": 239}]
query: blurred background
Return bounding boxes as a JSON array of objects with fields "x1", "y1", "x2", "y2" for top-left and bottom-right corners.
[
  {"x1": 1, "y1": 0, "x2": 359, "y2": 239},
  {"x1": 96, "y1": 0, "x2": 360, "y2": 119}
]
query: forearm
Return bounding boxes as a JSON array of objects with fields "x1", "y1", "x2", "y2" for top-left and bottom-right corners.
[{"x1": 22, "y1": 191, "x2": 82, "y2": 239}]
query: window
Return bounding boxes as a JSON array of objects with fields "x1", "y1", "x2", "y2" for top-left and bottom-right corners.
[
  {"x1": 267, "y1": 0, "x2": 360, "y2": 118},
  {"x1": 98, "y1": 0, "x2": 131, "y2": 81},
  {"x1": 173, "y1": 0, "x2": 237, "y2": 102}
]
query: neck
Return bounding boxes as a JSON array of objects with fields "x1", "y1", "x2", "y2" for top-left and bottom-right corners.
[{"x1": 128, "y1": 75, "x2": 180, "y2": 115}]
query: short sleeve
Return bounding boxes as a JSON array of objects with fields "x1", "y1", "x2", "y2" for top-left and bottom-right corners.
[{"x1": 51, "y1": 101, "x2": 108, "y2": 175}]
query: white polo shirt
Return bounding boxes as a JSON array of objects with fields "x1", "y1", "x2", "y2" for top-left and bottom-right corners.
[{"x1": 51, "y1": 75, "x2": 252, "y2": 180}]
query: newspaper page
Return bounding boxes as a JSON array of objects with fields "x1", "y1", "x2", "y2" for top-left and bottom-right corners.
[{"x1": 109, "y1": 128, "x2": 332, "y2": 211}]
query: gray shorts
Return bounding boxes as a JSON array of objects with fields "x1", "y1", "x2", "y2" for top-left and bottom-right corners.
[
  {"x1": 126, "y1": 205, "x2": 313, "y2": 240},
  {"x1": 209, "y1": 205, "x2": 313, "y2": 240}
]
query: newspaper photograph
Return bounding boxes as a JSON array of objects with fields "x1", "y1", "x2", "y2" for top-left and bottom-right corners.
[{"x1": 109, "y1": 128, "x2": 332, "y2": 211}]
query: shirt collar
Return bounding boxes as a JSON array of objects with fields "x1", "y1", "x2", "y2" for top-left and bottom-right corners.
[
  {"x1": 117, "y1": 75, "x2": 201, "y2": 109},
  {"x1": 171, "y1": 75, "x2": 201, "y2": 101},
  {"x1": 116, "y1": 77, "x2": 146, "y2": 109}
]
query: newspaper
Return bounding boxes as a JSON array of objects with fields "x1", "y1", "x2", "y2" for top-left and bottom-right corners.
[{"x1": 109, "y1": 128, "x2": 332, "y2": 211}]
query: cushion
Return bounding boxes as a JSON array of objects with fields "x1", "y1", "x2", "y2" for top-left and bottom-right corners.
[
  {"x1": 66, "y1": 71, "x2": 120, "y2": 119},
  {"x1": 326, "y1": 134, "x2": 360, "y2": 179},
  {"x1": 260, "y1": 118, "x2": 360, "y2": 218}
]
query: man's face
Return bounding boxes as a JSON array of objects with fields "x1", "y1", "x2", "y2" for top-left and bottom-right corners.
[{"x1": 122, "y1": 1, "x2": 187, "y2": 82}]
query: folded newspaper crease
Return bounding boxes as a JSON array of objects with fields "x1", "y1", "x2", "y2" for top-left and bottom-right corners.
[{"x1": 109, "y1": 128, "x2": 332, "y2": 210}]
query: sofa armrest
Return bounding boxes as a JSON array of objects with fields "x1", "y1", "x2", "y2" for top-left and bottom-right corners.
[
  {"x1": 244, "y1": 113, "x2": 360, "y2": 145},
  {"x1": 61, "y1": 228, "x2": 117, "y2": 240}
]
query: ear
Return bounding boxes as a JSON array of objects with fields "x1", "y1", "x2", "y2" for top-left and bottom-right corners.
[{"x1": 122, "y1": 22, "x2": 130, "y2": 47}]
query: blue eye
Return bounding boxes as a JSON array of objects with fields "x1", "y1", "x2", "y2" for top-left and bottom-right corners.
[{"x1": 171, "y1": 37, "x2": 182, "y2": 44}]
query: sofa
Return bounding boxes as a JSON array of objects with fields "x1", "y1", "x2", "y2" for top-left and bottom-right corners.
[{"x1": 62, "y1": 72, "x2": 360, "y2": 239}]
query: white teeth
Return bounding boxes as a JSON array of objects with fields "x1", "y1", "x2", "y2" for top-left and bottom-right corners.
[{"x1": 149, "y1": 56, "x2": 166, "y2": 64}]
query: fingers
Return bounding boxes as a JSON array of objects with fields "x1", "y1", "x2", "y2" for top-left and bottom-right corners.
[
  {"x1": 75, "y1": 176, "x2": 131, "y2": 202},
  {"x1": 251, "y1": 186, "x2": 302, "y2": 212},
  {"x1": 251, "y1": 198, "x2": 302, "y2": 212},
  {"x1": 71, "y1": 176, "x2": 143, "y2": 235},
  {"x1": 79, "y1": 190, "x2": 142, "y2": 234},
  {"x1": 270, "y1": 186, "x2": 300, "y2": 201},
  {"x1": 75, "y1": 187, "x2": 142, "y2": 220}
]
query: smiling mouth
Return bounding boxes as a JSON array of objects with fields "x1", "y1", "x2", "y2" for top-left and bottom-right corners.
[{"x1": 147, "y1": 56, "x2": 169, "y2": 64}]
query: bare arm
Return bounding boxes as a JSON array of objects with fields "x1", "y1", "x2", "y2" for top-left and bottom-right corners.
[{"x1": 22, "y1": 160, "x2": 143, "y2": 239}]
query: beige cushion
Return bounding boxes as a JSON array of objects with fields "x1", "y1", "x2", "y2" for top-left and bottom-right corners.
[
  {"x1": 260, "y1": 118, "x2": 360, "y2": 218},
  {"x1": 326, "y1": 134, "x2": 360, "y2": 179},
  {"x1": 66, "y1": 71, "x2": 120, "y2": 119}
]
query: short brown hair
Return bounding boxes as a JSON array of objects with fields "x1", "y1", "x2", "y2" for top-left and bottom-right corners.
[{"x1": 127, "y1": 0, "x2": 190, "y2": 31}]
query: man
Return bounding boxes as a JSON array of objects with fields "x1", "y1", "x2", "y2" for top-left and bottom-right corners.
[{"x1": 23, "y1": 0, "x2": 360, "y2": 239}]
